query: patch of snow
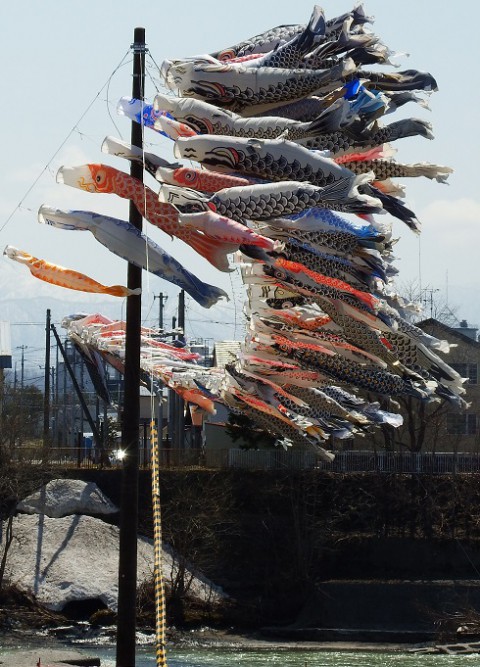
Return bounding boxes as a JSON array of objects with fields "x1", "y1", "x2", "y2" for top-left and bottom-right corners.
[
  {"x1": 2, "y1": 513, "x2": 226, "y2": 612},
  {"x1": 17, "y1": 479, "x2": 118, "y2": 518}
]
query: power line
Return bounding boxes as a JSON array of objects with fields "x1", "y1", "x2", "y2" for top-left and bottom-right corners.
[{"x1": 0, "y1": 49, "x2": 131, "y2": 235}]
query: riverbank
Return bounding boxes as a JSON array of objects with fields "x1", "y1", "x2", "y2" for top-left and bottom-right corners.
[
  {"x1": 0, "y1": 598, "x2": 431, "y2": 654},
  {"x1": 0, "y1": 584, "x2": 462, "y2": 653},
  {"x1": 5, "y1": 614, "x2": 480, "y2": 661},
  {"x1": 7, "y1": 578, "x2": 480, "y2": 657},
  {"x1": 0, "y1": 623, "x2": 427, "y2": 654}
]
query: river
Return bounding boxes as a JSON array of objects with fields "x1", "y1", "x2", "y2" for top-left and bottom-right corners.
[
  {"x1": 1, "y1": 642, "x2": 477, "y2": 667},
  {"x1": 96, "y1": 648, "x2": 478, "y2": 666}
]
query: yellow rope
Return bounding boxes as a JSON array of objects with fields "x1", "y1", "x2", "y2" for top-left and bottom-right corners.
[{"x1": 150, "y1": 420, "x2": 168, "y2": 667}]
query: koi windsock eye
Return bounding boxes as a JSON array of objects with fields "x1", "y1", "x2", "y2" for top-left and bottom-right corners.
[
  {"x1": 95, "y1": 170, "x2": 107, "y2": 186},
  {"x1": 183, "y1": 170, "x2": 196, "y2": 183},
  {"x1": 217, "y1": 49, "x2": 235, "y2": 62}
]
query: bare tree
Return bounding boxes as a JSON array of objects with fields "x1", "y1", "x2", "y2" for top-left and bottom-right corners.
[
  {"x1": 393, "y1": 279, "x2": 459, "y2": 326},
  {"x1": 0, "y1": 379, "x2": 53, "y2": 591},
  {"x1": 0, "y1": 382, "x2": 44, "y2": 461},
  {"x1": 0, "y1": 461, "x2": 54, "y2": 591},
  {"x1": 161, "y1": 472, "x2": 238, "y2": 622}
]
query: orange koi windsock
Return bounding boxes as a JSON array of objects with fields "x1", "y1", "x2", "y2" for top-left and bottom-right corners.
[
  {"x1": 274, "y1": 257, "x2": 377, "y2": 310},
  {"x1": 4, "y1": 246, "x2": 140, "y2": 298}
]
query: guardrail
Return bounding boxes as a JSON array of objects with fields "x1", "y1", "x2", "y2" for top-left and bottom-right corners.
[{"x1": 9, "y1": 447, "x2": 480, "y2": 473}]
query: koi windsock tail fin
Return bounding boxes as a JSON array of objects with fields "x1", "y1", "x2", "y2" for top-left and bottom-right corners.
[
  {"x1": 291, "y1": 172, "x2": 383, "y2": 215},
  {"x1": 295, "y1": 5, "x2": 326, "y2": 52},
  {"x1": 304, "y1": 99, "x2": 353, "y2": 136},
  {"x1": 382, "y1": 118, "x2": 434, "y2": 142},
  {"x1": 177, "y1": 226, "x2": 239, "y2": 273},
  {"x1": 402, "y1": 162, "x2": 453, "y2": 183},
  {"x1": 367, "y1": 186, "x2": 420, "y2": 233},
  {"x1": 335, "y1": 143, "x2": 397, "y2": 164}
]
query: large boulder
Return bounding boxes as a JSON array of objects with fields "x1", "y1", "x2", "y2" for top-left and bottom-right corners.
[
  {"x1": 2, "y1": 513, "x2": 226, "y2": 611},
  {"x1": 17, "y1": 479, "x2": 118, "y2": 518}
]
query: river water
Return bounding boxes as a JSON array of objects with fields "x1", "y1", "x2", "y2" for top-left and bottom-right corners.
[
  {"x1": 96, "y1": 648, "x2": 478, "y2": 666},
  {"x1": 2, "y1": 643, "x2": 478, "y2": 667}
]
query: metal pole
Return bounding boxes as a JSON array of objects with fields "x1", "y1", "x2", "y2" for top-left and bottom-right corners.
[
  {"x1": 51, "y1": 326, "x2": 101, "y2": 446},
  {"x1": 55, "y1": 340, "x2": 59, "y2": 446},
  {"x1": 177, "y1": 291, "x2": 185, "y2": 449},
  {"x1": 143, "y1": 421, "x2": 147, "y2": 469},
  {"x1": 80, "y1": 357, "x2": 84, "y2": 441},
  {"x1": 62, "y1": 345, "x2": 67, "y2": 447},
  {"x1": 20, "y1": 346, "x2": 26, "y2": 389},
  {"x1": 16, "y1": 345, "x2": 28, "y2": 410},
  {"x1": 43, "y1": 309, "x2": 51, "y2": 447},
  {"x1": 116, "y1": 26, "x2": 146, "y2": 667},
  {"x1": 51, "y1": 366, "x2": 56, "y2": 445},
  {"x1": 72, "y1": 344, "x2": 77, "y2": 446},
  {"x1": 154, "y1": 293, "x2": 167, "y2": 330},
  {"x1": 168, "y1": 315, "x2": 176, "y2": 449},
  {"x1": 155, "y1": 294, "x2": 166, "y2": 449},
  {"x1": 0, "y1": 369, "x2": 4, "y2": 434}
]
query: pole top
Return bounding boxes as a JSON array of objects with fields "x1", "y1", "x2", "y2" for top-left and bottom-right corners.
[{"x1": 131, "y1": 26, "x2": 147, "y2": 53}]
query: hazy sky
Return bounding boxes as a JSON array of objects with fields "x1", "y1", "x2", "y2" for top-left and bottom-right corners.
[{"x1": 1, "y1": 0, "x2": 478, "y2": 372}]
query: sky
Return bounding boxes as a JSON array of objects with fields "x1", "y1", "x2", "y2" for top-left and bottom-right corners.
[{"x1": 0, "y1": 0, "x2": 479, "y2": 376}]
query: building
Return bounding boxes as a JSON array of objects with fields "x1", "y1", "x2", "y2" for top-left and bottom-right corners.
[
  {"x1": 414, "y1": 318, "x2": 480, "y2": 453},
  {"x1": 345, "y1": 318, "x2": 480, "y2": 455}
]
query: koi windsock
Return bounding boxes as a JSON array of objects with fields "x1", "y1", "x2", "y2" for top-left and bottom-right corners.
[
  {"x1": 3, "y1": 245, "x2": 139, "y2": 297},
  {"x1": 38, "y1": 206, "x2": 230, "y2": 309}
]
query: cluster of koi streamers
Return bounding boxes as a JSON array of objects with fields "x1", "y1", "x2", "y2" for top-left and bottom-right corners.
[
  {"x1": 146, "y1": 2, "x2": 463, "y2": 460},
  {"x1": 61, "y1": 313, "x2": 224, "y2": 419},
  {"x1": 12, "y1": 4, "x2": 466, "y2": 462},
  {"x1": 65, "y1": 4, "x2": 465, "y2": 461}
]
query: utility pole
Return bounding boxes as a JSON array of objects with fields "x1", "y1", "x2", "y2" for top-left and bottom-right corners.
[
  {"x1": 55, "y1": 341, "x2": 59, "y2": 446},
  {"x1": 51, "y1": 366, "x2": 56, "y2": 444},
  {"x1": 80, "y1": 358, "x2": 85, "y2": 441},
  {"x1": 177, "y1": 291, "x2": 185, "y2": 448},
  {"x1": 154, "y1": 293, "x2": 167, "y2": 447},
  {"x1": 62, "y1": 344, "x2": 67, "y2": 447},
  {"x1": 178, "y1": 290, "x2": 185, "y2": 342},
  {"x1": 154, "y1": 292, "x2": 167, "y2": 330},
  {"x1": 16, "y1": 345, "x2": 28, "y2": 390},
  {"x1": 422, "y1": 287, "x2": 440, "y2": 318},
  {"x1": 116, "y1": 26, "x2": 146, "y2": 667},
  {"x1": 168, "y1": 314, "x2": 176, "y2": 449},
  {"x1": 43, "y1": 309, "x2": 51, "y2": 447}
]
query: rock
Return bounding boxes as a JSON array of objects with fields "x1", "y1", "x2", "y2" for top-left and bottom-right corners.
[
  {"x1": 2, "y1": 514, "x2": 226, "y2": 612},
  {"x1": 17, "y1": 479, "x2": 118, "y2": 518}
]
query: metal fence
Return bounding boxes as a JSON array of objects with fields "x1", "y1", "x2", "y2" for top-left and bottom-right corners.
[
  {"x1": 327, "y1": 451, "x2": 480, "y2": 474},
  {"x1": 10, "y1": 446, "x2": 480, "y2": 474}
]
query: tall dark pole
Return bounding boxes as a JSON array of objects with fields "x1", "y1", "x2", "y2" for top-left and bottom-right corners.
[
  {"x1": 50, "y1": 326, "x2": 102, "y2": 447},
  {"x1": 43, "y1": 309, "x2": 51, "y2": 447},
  {"x1": 55, "y1": 340, "x2": 59, "y2": 446},
  {"x1": 16, "y1": 345, "x2": 27, "y2": 390},
  {"x1": 177, "y1": 291, "x2": 185, "y2": 449},
  {"x1": 154, "y1": 293, "x2": 167, "y2": 446},
  {"x1": 178, "y1": 290, "x2": 185, "y2": 343},
  {"x1": 168, "y1": 313, "x2": 176, "y2": 448},
  {"x1": 116, "y1": 26, "x2": 146, "y2": 667},
  {"x1": 154, "y1": 292, "x2": 167, "y2": 330}
]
